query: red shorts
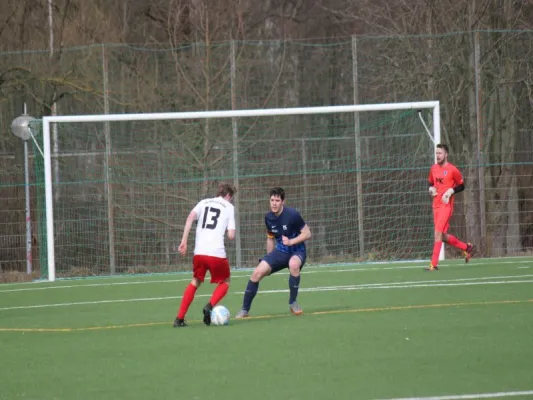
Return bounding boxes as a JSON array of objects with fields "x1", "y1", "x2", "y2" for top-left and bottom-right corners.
[
  {"x1": 193, "y1": 255, "x2": 230, "y2": 284},
  {"x1": 433, "y1": 206, "x2": 453, "y2": 233}
]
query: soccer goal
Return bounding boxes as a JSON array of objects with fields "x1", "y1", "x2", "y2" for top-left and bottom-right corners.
[{"x1": 33, "y1": 102, "x2": 440, "y2": 281}]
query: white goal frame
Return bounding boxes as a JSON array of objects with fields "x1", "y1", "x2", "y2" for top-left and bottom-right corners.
[{"x1": 42, "y1": 101, "x2": 440, "y2": 281}]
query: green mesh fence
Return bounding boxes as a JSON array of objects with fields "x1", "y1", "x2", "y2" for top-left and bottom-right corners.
[
  {"x1": 3, "y1": 31, "x2": 533, "y2": 276},
  {"x1": 30, "y1": 109, "x2": 434, "y2": 278}
]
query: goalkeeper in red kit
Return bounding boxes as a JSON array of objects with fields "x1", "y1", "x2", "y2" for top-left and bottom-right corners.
[{"x1": 427, "y1": 144, "x2": 474, "y2": 271}]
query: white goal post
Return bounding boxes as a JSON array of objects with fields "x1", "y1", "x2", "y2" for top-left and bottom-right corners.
[{"x1": 41, "y1": 101, "x2": 440, "y2": 281}]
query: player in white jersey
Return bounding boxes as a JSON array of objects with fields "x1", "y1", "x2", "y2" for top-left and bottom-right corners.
[{"x1": 173, "y1": 183, "x2": 236, "y2": 327}]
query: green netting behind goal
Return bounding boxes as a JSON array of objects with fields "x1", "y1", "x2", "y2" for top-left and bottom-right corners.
[{"x1": 32, "y1": 109, "x2": 435, "y2": 278}]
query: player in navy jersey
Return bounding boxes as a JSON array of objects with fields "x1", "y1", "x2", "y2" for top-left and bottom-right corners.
[{"x1": 235, "y1": 187, "x2": 312, "y2": 318}]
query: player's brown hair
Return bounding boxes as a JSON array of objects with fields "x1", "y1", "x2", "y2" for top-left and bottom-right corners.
[
  {"x1": 436, "y1": 143, "x2": 449, "y2": 153},
  {"x1": 270, "y1": 187, "x2": 285, "y2": 200},
  {"x1": 217, "y1": 183, "x2": 236, "y2": 198}
]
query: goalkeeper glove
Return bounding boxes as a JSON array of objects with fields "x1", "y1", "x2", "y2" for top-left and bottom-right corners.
[
  {"x1": 428, "y1": 186, "x2": 437, "y2": 197},
  {"x1": 442, "y1": 188, "x2": 454, "y2": 204}
]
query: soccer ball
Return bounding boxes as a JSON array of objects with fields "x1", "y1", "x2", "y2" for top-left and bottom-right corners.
[{"x1": 211, "y1": 305, "x2": 230, "y2": 326}]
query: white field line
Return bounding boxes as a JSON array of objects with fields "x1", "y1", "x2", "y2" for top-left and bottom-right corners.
[
  {"x1": 298, "y1": 279, "x2": 533, "y2": 293},
  {"x1": 1, "y1": 259, "x2": 533, "y2": 293},
  {"x1": 1, "y1": 277, "x2": 533, "y2": 311},
  {"x1": 376, "y1": 389, "x2": 533, "y2": 399},
  {"x1": 1, "y1": 257, "x2": 532, "y2": 289},
  {"x1": 0, "y1": 277, "x2": 194, "y2": 293},
  {"x1": 0, "y1": 264, "x2": 418, "y2": 289}
]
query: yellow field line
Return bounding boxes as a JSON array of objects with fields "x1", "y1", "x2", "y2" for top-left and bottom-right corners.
[{"x1": 1, "y1": 298, "x2": 532, "y2": 333}]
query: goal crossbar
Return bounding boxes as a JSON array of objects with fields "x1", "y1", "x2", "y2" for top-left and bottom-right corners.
[{"x1": 42, "y1": 101, "x2": 440, "y2": 281}]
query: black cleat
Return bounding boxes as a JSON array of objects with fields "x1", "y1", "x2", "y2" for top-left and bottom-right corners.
[
  {"x1": 464, "y1": 243, "x2": 475, "y2": 263},
  {"x1": 203, "y1": 303, "x2": 213, "y2": 326},
  {"x1": 173, "y1": 318, "x2": 187, "y2": 327}
]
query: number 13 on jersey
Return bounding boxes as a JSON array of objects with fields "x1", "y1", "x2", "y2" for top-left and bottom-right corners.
[{"x1": 201, "y1": 207, "x2": 221, "y2": 229}]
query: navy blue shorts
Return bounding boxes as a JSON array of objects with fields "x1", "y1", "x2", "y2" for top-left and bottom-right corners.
[{"x1": 261, "y1": 249, "x2": 306, "y2": 274}]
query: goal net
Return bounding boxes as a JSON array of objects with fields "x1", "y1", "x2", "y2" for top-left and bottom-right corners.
[{"x1": 32, "y1": 102, "x2": 440, "y2": 281}]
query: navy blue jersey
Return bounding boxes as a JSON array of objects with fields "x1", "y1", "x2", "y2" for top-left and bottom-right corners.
[{"x1": 265, "y1": 207, "x2": 306, "y2": 254}]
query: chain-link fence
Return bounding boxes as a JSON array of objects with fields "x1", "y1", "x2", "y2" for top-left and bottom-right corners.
[{"x1": 1, "y1": 31, "x2": 533, "y2": 276}]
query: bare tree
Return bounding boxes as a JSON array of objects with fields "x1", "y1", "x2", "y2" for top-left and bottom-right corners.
[{"x1": 312, "y1": 0, "x2": 532, "y2": 256}]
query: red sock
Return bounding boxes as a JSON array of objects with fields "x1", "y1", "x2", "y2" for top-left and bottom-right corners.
[
  {"x1": 177, "y1": 283, "x2": 198, "y2": 320},
  {"x1": 446, "y1": 235, "x2": 467, "y2": 251},
  {"x1": 209, "y1": 282, "x2": 229, "y2": 307},
  {"x1": 431, "y1": 241, "x2": 443, "y2": 267}
]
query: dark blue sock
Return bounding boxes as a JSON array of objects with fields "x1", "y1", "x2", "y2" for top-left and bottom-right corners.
[
  {"x1": 289, "y1": 274, "x2": 300, "y2": 304},
  {"x1": 242, "y1": 280, "x2": 259, "y2": 311}
]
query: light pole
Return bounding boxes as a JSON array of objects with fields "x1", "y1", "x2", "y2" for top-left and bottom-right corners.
[{"x1": 11, "y1": 113, "x2": 36, "y2": 275}]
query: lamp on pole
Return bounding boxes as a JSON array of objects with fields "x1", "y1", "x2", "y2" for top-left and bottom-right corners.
[{"x1": 11, "y1": 112, "x2": 36, "y2": 275}]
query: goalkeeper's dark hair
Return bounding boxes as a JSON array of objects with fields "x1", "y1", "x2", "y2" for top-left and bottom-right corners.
[
  {"x1": 436, "y1": 143, "x2": 449, "y2": 153},
  {"x1": 217, "y1": 183, "x2": 236, "y2": 198},
  {"x1": 270, "y1": 187, "x2": 285, "y2": 200}
]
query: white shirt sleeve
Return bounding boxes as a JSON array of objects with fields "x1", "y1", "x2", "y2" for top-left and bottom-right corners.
[
  {"x1": 227, "y1": 204, "x2": 236, "y2": 230},
  {"x1": 192, "y1": 200, "x2": 204, "y2": 219}
]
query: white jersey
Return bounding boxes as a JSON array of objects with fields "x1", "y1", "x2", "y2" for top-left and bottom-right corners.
[{"x1": 192, "y1": 196, "x2": 235, "y2": 258}]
